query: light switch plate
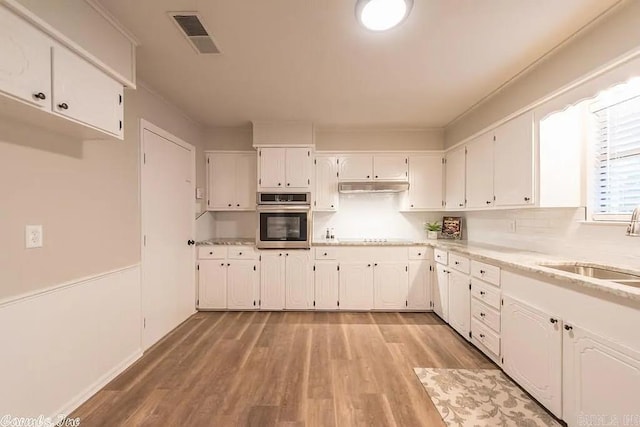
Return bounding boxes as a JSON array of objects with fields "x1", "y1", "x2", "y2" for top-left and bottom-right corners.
[
  {"x1": 195, "y1": 187, "x2": 203, "y2": 199},
  {"x1": 26, "y1": 225, "x2": 43, "y2": 248}
]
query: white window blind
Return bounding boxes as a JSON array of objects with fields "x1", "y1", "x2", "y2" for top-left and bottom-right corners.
[{"x1": 590, "y1": 78, "x2": 640, "y2": 220}]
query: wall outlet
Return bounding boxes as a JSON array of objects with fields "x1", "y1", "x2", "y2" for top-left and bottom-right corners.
[
  {"x1": 195, "y1": 187, "x2": 204, "y2": 199},
  {"x1": 26, "y1": 225, "x2": 43, "y2": 248},
  {"x1": 507, "y1": 220, "x2": 517, "y2": 233}
]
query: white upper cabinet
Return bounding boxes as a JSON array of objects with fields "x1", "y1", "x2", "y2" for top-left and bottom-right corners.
[
  {"x1": 258, "y1": 147, "x2": 311, "y2": 191},
  {"x1": 465, "y1": 134, "x2": 494, "y2": 208},
  {"x1": 494, "y1": 113, "x2": 534, "y2": 206},
  {"x1": 259, "y1": 147, "x2": 286, "y2": 189},
  {"x1": 285, "y1": 147, "x2": 312, "y2": 189},
  {"x1": 338, "y1": 154, "x2": 409, "y2": 181},
  {"x1": 314, "y1": 155, "x2": 339, "y2": 211},
  {"x1": 373, "y1": 155, "x2": 408, "y2": 180},
  {"x1": 0, "y1": 5, "x2": 126, "y2": 140},
  {"x1": 207, "y1": 152, "x2": 256, "y2": 211},
  {"x1": 0, "y1": 6, "x2": 51, "y2": 108},
  {"x1": 406, "y1": 155, "x2": 443, "y2": 210},
  {"x1": 339, "y1": 154, "x2": 373, "y2": 180},
  {"x1": 445, "y1": 146, "x2": 466, "y2": 209}
]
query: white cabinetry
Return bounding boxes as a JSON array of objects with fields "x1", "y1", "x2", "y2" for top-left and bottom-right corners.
[
  {"x1": 52, "y1": 46, "x2": 123, "y2": 137},
  {"x1": 338, "y1": 154, "x2": 408, "y2": 181},
  {"x1": 408, "y1": 260, "x2": 431, "y2": 310},
  {"x1": 373, "y1": 263, "x2": 409, "y2": 310},
  {"x1": 494, "y1": 113, "x2": 534, "y2": 206},
  {"x1": 0, "y1": 5, "x2": 51, "y2": 108},
  {"x1": 258, "y1": 147, "x2": 312, "y2": 191},
  {"x1": 0, "y1": 4, "x2": 125, "y2": 139},
  {"x1": 314, "y1": 155, "x2": 339, "y2": 211},
  {"x1": 448, "y1": 270, "x2": 471, "y2": 340},
  {"x1": 314, "y1": 262, "x2": 340, "y2": 310},
  {"x1": 197, "y1": 246, "x2": 259, "y2": 310},
  {"x1": 465, "y1": 134, "x2": 494, "y2": 208},
  {"x1": 406, "y1": 154, "x2": 444, "y2": 210},
  {"x1": 502, "y1": 296, "x2": 563, "y2": 417},
  {"x1": 339, "y1": 262, "x2": 374, "y2": 310},
  {"x1": 563, "y1": 323, "x2": 640, "y2": 425},
  {"x1": 444, "y1": 146, "x2": 466, "y2": 209},
  {"x1": 260, "y1": 250, "x2": 313, "y2": 310},
  {"x1": 207, "y1": 152, "x2": 257, "y2": 211}
]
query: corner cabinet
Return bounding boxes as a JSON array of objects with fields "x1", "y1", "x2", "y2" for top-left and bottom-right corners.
[
  {"x1": 206, "y1": 152, "x2": 257, "y2": 211},
  {"x1": 258, "y1": 147, "x2": 312, "y2": 191},
  {"x1": 0, "y1": 4, "x2": 125, "y2": 140}
]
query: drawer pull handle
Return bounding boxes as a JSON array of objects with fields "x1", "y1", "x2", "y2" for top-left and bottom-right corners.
[
  {"x1": 479, "y1": 291, "x2": 486, "y2": 296},
  {"x1": 324, "y1": 252, "x2": 328, "y2": 256},
  {"x1": 479, "y1": 333, "x2": 485, "y2": 338},
  {"x1": 549, "y1": 318, "x2": 558, "y2": 324},
  {"x1": 480, "y1": 312, "x2": 485, "y2": 317},
  {"x1": 480, "y1": 269, "x2": 486, "y2": 274}
]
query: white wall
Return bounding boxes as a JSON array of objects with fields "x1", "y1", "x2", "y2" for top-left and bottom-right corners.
[
  {"x1": 316, "y1": 128, "x2": 444, "y2": 151},
  {"x1": 464, "y1": 208, "x2": 639, "y2": 270},
  {"x1": 314, "y1": 193, "x2": 441, "y2": 241}
]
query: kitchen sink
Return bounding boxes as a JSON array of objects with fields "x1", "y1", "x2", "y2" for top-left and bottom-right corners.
[{"x1": 540, "y1": 263, "x2": 640, "y2": 287}]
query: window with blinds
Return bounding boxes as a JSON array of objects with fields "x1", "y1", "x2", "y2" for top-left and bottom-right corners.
[{"x1": 590, "y1": 78, "x2": 640, "y2": 221}]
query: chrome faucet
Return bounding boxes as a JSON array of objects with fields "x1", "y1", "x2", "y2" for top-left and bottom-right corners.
[{"x1": 628, "y1": 206, "x2": 640, "y2": 236}]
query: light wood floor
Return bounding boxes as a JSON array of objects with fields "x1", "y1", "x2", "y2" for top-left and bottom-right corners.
[{"x1": 72, "y1": 311, "x2": 495, "y2": 426}]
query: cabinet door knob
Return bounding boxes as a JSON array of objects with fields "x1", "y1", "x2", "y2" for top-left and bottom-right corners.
[
  {"x1": 454, "y1": 261, "x2": 460, "y2": 265},
  {"x1": 564, "y1": 324, "x2": 573, "y2": 331},
  {"x1": 209, "y1": 251, "x2": 213, "y2": 255},
  {"x1": 286, "y1": 183, "x2": 290, "y2": 186},
  {"x1": 331, "y1": 204, "x2": 334, "y2": 208},
  {"x1": 418, "y1": 253, "x2": 422, "y2": 256},
  {"x1": 479, "y1": 333, "x2": 485, "y2": 338},
  {"x1": 58, "y1": 102, "x2": 69, "y2": 110},
  {"x1": 375, "y1": 175, "x2": 379, "y2": 178},
  {"x1": 480, "y1": 269, "x2": 486, "y2": 274},
  {"x1": 366, "y1": 175, "x2": 370, "y2": 178},
  {"x1": 239, "y1": 252, "x2": 243, "y2": 255},
  {"x1": 236, "y1": 204, "x2": 240, "y2": 207},
  {"x1": 549, "y1": 318, "x2": 558, "y2": 324},
  {"x1": 524, "y1": 196, "x2": 531, "y2": 202},
  {"x1": 411, "y1": 204, "x2": 414, "y2": 207},
  {"x1": 227, "y1": 263, "x2": 230, "y2": 266},
  {"x1": 220, "y1": 263, "x2": 224, "y2": 266},
  {"x1": 486, "y1": 200, "x2": 492, "y2": 204},
  {"x1": 479, "y1": 291, "x2": 486, "y2": 295},
  {"x1": 480, "y1": 312, "x2": 485, "y2": 317},
  {"x1": 228, "y1": 204, "x2": 232, "y2": 207},
  {"x1": 374, "y1": 263, "x2": 378, "y2": 267},
  {"x1": 278, "y1": 183, "x2": 282, "y2": 186},
  {"x1": 367, "y1": 264, "x2": 371, "y2": 267},
  {"x1": 323, "y1": 252, "x2": 328, "y2": 256},
  {"x1": 459, "y1": 203, "x2": 464, "y2": 207},
  {"x1": 187, "y1": 240, "x2": 195, "y2": 246},
  {"x1": 33, "y1": 92, "x2": 46, "y2": 100}
]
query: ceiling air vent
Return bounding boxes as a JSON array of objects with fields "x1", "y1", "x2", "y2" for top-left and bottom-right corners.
[{"x1": 169, "y1": 12, "x2": 221, "y2": 54}]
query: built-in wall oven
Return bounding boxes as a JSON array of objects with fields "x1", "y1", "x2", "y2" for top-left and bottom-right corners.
[{"x1": 256, "y1": 192, "x2": 311, "y2": 249}]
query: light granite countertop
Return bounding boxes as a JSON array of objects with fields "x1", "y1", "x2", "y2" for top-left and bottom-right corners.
[
  {"x1": 313, "y1": 239, "x2": 640, "y2": 303},
  {"x1": 196, "y1": 238, "x2": 256, "y2": 246}
]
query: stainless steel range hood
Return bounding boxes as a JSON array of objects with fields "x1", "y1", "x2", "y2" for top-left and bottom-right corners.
[{"x1": 338, "y1": 181, "x2": 410, "y2": 193}]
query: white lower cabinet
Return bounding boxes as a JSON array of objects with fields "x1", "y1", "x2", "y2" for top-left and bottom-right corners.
[
  {"x1": 373, "y1": 263, "x2": 409, "y2": 310},
  {"x1": 407, "y1": 261, "x2": 431, "y2": 310},
  {"x1": 260, "y1": 251, "x2": 313, "y2": 310},
  {"x1": 314, "y1": 262, "x2": 340, "y2": 309},
  {"x1": 227, "y1": 261, "x2": 260, "y2": 309},
  {"x1": 433, "y1": 264, "x2": 450, "y2": 322},
  {"x1": 563, "y1": 322, "x2": 640, "y2": 426},
  {"x1": 339, "y1": 262, "x2": 374, "y2": 310},
  {"x1": 198, "y1": 260, "x2": 227, "y2": 309},
  {"x1": 501, "y1": 296, "x2": 563, "y2": 418},
  {"x1": 448, "y1": 270, "x2": 471, "y2": 340}
]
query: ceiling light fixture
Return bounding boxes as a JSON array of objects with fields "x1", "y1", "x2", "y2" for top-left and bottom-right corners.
[{"x1": 355, "y1": 0, "x2": 413, "y2": 32}]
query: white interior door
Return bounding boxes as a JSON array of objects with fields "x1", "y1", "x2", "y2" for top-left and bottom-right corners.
[{"x1": 141, "y1": 123, "x2": 195, "y2": 350}]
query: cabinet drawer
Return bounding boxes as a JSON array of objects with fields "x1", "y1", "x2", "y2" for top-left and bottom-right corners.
[
  {"x1": 471, "y1": 260, "x2": 501, "y2": 286},
  {"x1": 198, "y1": 246, "x2": 227, "y2": 259},
  {"x1": 315, "y1": 247, "x2": 337, "y2": 260},
  {"x1": 408, "y1": 247, "x2": 430, "y2": 260},
  {"x1": 434, "y1": 249, "x2": 448, "y2": 265},
  {"x1": 471, "y1": 318, "x2": 500, "y2": 357},
  {"x1": 449, "y1": 253, "x2": 470, "y2": 274},
  {"x1": 471, "y1": 298, "x2": 501, "y2": 333},
  {"x1": 228, "y1": 246, "x2": 258, "y2": 260},
  {"x1": 471, "y1": 278, "x2": 501, "y2": 309}
]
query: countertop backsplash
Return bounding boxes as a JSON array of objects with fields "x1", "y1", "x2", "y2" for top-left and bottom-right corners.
[{"x1": 313, "y1": 193, "x2": 441, "y2": 241}]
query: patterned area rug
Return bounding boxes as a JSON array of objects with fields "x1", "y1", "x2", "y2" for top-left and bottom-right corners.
[{"x1": 413, "y1": 368, "x2": 560, "y2": 427}]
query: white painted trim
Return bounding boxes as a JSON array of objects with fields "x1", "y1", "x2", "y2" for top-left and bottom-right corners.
[
  {"x1": 314, "y1": 150, "x2": 445, "y2": 155},
  {"x1": 137, "y1": 80, "x2": 203, "y2": 127},
  {"x1": 1, "y1": 0, "x2": 136, "y2": 88},
  {"x1": 252, "y1": 144, "x2": 315, "y2": 148},
  {"x1": 0, "y1": 264, "x2": 140, "y2": 308},
  {"x1": 83, "y1": 0, "x2": 140, "y2": 46},
  {"x1": 204, "y1": 150, "x2": 256, "y2": 154},
  {"x1": 445, "y1": 45, "x2": 640, "y2": 151},
  {"x1": 315, "y1": 125, "x2": 445, "y2": 132},
  {"x1": 53, "y1": 350, "x2": 142, "y2": 418}
]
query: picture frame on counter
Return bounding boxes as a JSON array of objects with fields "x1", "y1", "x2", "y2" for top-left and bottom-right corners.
[{"x1": 441, "y1": 216, "x2": 462, "y2": 240}]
